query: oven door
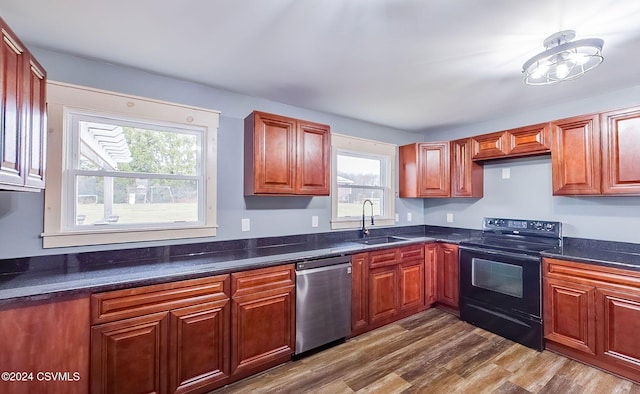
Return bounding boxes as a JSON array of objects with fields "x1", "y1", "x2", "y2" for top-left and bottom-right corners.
[{"x1": 459, "y1": 246, "x2": 541, "y2": 319}]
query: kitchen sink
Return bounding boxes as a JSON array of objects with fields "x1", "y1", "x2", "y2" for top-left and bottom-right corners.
[{"x1": 350, "y1": 236, "x2": 410, "y2": 245}]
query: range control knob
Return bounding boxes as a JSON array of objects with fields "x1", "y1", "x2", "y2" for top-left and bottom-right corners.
[
  {"x1": 532, "y1": 221, "x2": 543, "y2": 230},
  {"x1": 545, "y1": 223, "x2": 555, "y2": 231}
]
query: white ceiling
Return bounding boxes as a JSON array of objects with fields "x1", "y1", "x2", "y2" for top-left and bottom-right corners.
[{"x1": 2, "y1": 0, "x2": 640, "y2": 132}]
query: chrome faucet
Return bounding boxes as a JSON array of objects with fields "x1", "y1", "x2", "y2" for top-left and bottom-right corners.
[{"x1": 362, "y1": 199, "x2": 375, "y2": 237}]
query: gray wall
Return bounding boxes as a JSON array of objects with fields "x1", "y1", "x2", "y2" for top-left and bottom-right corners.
[
  {"x1": 422, "y1": 86, "x2": 640, "y2": 243},
  {"x1": 0, "y1": 48, "x2": 425, "y2": 259}
]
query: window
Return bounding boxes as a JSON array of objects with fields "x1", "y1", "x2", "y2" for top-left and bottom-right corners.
[
  {"x1": 43, "y1": 82, "x2": 219, "y2": 248},
  {"x1": 331, "y1": 134, "x2": 396, "y2": 229}
]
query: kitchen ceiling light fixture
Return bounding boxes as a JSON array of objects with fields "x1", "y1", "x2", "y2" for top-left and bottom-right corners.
[{"x1": 522, "y1": 30, "x2": 604, "y2": 86}]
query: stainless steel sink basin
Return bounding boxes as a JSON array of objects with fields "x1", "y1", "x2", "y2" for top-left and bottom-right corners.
[{"x1": 350, "y1": 236, "x2": 410, "y2": 245}]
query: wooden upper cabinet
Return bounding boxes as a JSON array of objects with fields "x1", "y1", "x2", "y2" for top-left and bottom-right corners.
[
  {"x1": 472, "y1": 123, "x2": 551, "y2": 161},
  {"x1": 471, "y1": 131, "x2": 508, "y2": 160},
  {"x1": 450, "y1": 138, "x2": 483, "y2": 197},
  {"x1": 399, "y1": 142, "x2": 450, "y2": 197},
  {"x1": 551, "y1": 114, "x2": 601, "y2": 195},
  {"x1": 0, "y1": 17, "x2": 47, "y2": 192},
  {"x1": 244, "y1": 111, "x2": 329, "y2": 196},
  {"x1": 601, "y1": 106, "x2": 640, "y2": 195},
  {"x1": 506, "y1": 123, "x2": 551, "y2": 156}
]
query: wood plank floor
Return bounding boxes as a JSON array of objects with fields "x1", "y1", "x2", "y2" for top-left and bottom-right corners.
[{"x1": 214, "y1": 308, "x2": 640, "y2": 393}]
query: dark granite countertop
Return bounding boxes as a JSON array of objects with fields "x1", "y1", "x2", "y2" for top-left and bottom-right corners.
[
  {"x1": 0, "y1": 227, "x2": 472, "y2": 305},
  {"x1": 542, "y1": 237, "x2": 640, "y2": 272}
]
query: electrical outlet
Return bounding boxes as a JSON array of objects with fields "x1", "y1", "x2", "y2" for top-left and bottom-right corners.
[
  {"x1": 407, "y1": 212, "x2": 412, "y2": 222},
  {"x1": 241, "y1": 218, "x2": 250, "y2": 232},
  {"x1": 502, "y1": 168, "x2": 511, "y2": 179},
  {"x1": 395, "y1": 213, "x2": 399, "y2": 222},
  {"x1": 311, "y1": 216, "x2": 318, "y2": 227},
  {"x1": 447, "y1": 213, "x2": 454, "y2": 223}
]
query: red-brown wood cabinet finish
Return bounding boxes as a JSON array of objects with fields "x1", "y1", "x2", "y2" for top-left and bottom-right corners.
[
  {"x1": 352, "y1": 244, "x2": 429, "y2": 336},
  {"x1": 450, "y1": 138, "x2": 483, "y2": 197},
  {"x1": 471, "y1": 131, "x2": 509, "y2": 160},
  {"x1": 0, "y1": 296, "x2": 90, "y2": 394},
  {"x1": 424, "y1": 243, "x2": 438, "y2": 305},
  {"x1": 436, "y1": 243, "x2": 459, "y2": 311},
  {"x1": 544, "y1": 257, "x2": 640, "y2": 384},
  {"x1": 551, "y1": 114, "x2": 601, "y2": 195},
  {"x1": 351, "y1": 252, "x2": 369, "y2": 336},
  {"x1": 399, "y1": 142, "x2": 450, "y2": 197},
  {"x1": 601, "y1": 106, "x2": 640, "y2": 195},
  {"x1": 230, "y1": 265, "x2": 295, "y2": 382},
  {"x1": 90, "y1": 275, "x2": 231, "y2": 394},
  {"x1": 244, "y1": 111, "x2": 329, "y2": 196},
  {"x1": 0, "y1": 17, "x2": 47, "y2": 191},
  {"x1": 472, "y1": 123, "x2": 551, "y2": 161}
]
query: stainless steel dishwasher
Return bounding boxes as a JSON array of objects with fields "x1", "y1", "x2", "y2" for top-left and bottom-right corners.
[{"x1": 295, "y1": 255, "x2": 352, "y2": 355}]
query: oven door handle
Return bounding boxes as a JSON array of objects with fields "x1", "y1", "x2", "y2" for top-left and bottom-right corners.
[{"x1": 459, "y1": 246, "x2": 542, "y2": 262}]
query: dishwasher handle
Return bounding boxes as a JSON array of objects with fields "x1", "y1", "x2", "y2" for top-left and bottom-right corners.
[{"x1": 295, "y1": 255, "x2": 351, "y2": 271}]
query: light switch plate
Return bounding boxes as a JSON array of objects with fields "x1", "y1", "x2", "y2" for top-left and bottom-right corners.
[
  {"x1": 241, "y1": 218, "x2": 250, "y2": 232},
  {"x1": 502, "y1": 168, "x2": 511, "y2": 179},
  {"x1": 447, "y1": 213, "x2": 454, "y2": 223},
  {"x1": 407, "y1": 212, "x2": 412, "y2": 222},
  {"x1": 395, "y1": 213, "x2": 399, "y2": 222}
]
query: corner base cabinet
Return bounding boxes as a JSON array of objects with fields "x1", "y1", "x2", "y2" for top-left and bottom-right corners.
[{"x1": 544, "y1": 257, "x2": 640, "y2": 384}]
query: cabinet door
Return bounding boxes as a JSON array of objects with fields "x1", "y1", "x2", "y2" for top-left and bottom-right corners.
[
  {"x1": 437, "y1": 244, "x2": 459, "y2": 309},
  {"x1": 425, "y1": 244, "x2": 438, "y2": 306},
  {"x1": 471, "y1": 131, "x2": 508, "y2": 160},
  {"x1": 91, "y1": 312, "x2": 169, "y2": 394},
  {"x1": 507, "y1": 123, "x2": 551, "y2": 156},
  {"x1": 417, "y1": 142, "x2": 450, "y2": 197},
  {"x1": 0, "y1": 24, "x2": 25, "y2": 187},
  {"x1": 245, "y1": 111, "x2": 296, "y2": 194},
  {"x1": 597, "y1": 287, "x2": 640, "y2": 373},
  {"x1": 450, "y1": 138, "x2": 483, "y2": 197},
  {"x1": 169, "y1": 300, "x2": 230, "y2": 394},
  {"x1": 369, "y1": 266, "x2": 399, "y2": 324},
  {"x1": 231, "y1": 286, "x2": 294, "y2": 381},
  {"x1": 296, "y1": 120, "x2": 330, "y2": 195},
  {"x1": 551, "y1": 115, "x2": 601, "y2": 195},
  {"x1": 351, "y1": 253, "x2": 369, "y2": 334},
  {"x1": 399, "y1": 260, "x2": 425, "y2": 313},
  {"x1": 544, "y1": 277, "x2": 596, "y2": 355},
  {"x1": 23, "y1": 56, "x2": 46, "y2": 189},
  {"x1": 601, "y1": 107, "x2": 640, "y2": 194}
]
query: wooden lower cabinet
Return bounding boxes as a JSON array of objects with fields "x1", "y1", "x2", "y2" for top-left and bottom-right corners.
[
  {"x1": 369, "y1": 265, "x2": 400, "y2": 325},
  {"x1": 544, "y1": 277, "x2": 596, "y2": 355},
  {"x1": 351, "y1": 252, "x2": 369, "y2": 335},
  {"x1": 544, "y1": 257, "x2": 640, "y2": 383},
  {"x1": 169, "y1": 301, "x2": 230, "y2": 394},
  {"x1": 230, "y1": 285, "x2": 295, "y2": 381},
  {"x1": 436, "y1": 243, "x2": 459, "y2": 311},
  {"x1": 91, "y1": 269, "x2": 294, "y2": 394},
  {"x1": 0, "y1": 295, "x2": 90, "y2": 394},
  {"x1": 91, "y1": 312, "x2": 169, "y2": 394},
  {"x1": 424, "y1": 244, "x2": 438, "y2": 305},
  {"x1": 351, "y1": 243, "x2": 431, "y2": 335}
]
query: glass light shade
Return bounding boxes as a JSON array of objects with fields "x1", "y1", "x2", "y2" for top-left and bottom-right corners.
[{"x1": 522, "y1": 31, "x2": 604, "y2": 86}]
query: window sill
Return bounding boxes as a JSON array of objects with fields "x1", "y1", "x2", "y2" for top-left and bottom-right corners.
[{"x1": 42, "y1": 226, "x2": 218, "y2": 248}]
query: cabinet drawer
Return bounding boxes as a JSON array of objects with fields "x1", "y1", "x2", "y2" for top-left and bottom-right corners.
[
  {"x1": 399, "y1": 244, "x2": 424, "y2": 262},
  {"x1": 232, "y1": 265, "x2": 295, "y2": 298},
  {"x1": 91, "y1": 275, "x2": 229, "y2": 325},
  {"x1": 369, "y1": 248, "x2": 399, "y2": 269},
  {"x1": 544, "y1": 258, "x2": 640, "y2": 290}
]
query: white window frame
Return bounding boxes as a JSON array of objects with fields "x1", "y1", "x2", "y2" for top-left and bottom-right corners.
[
  {"x1": 331, "y1": 133, "x2": 396, "y2": 230},
  {"x1": 43, "y1": 81, "x2": 219, "y2": 248}
]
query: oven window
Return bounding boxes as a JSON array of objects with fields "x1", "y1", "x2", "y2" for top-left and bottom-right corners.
[{"x1": 471, "y1": 258, "x2": 523, "y2": 298}]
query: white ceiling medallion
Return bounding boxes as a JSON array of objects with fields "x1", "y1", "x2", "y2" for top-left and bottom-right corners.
[{"x1": 522, "y1": 30, "x2": 604, "y2": 86}]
